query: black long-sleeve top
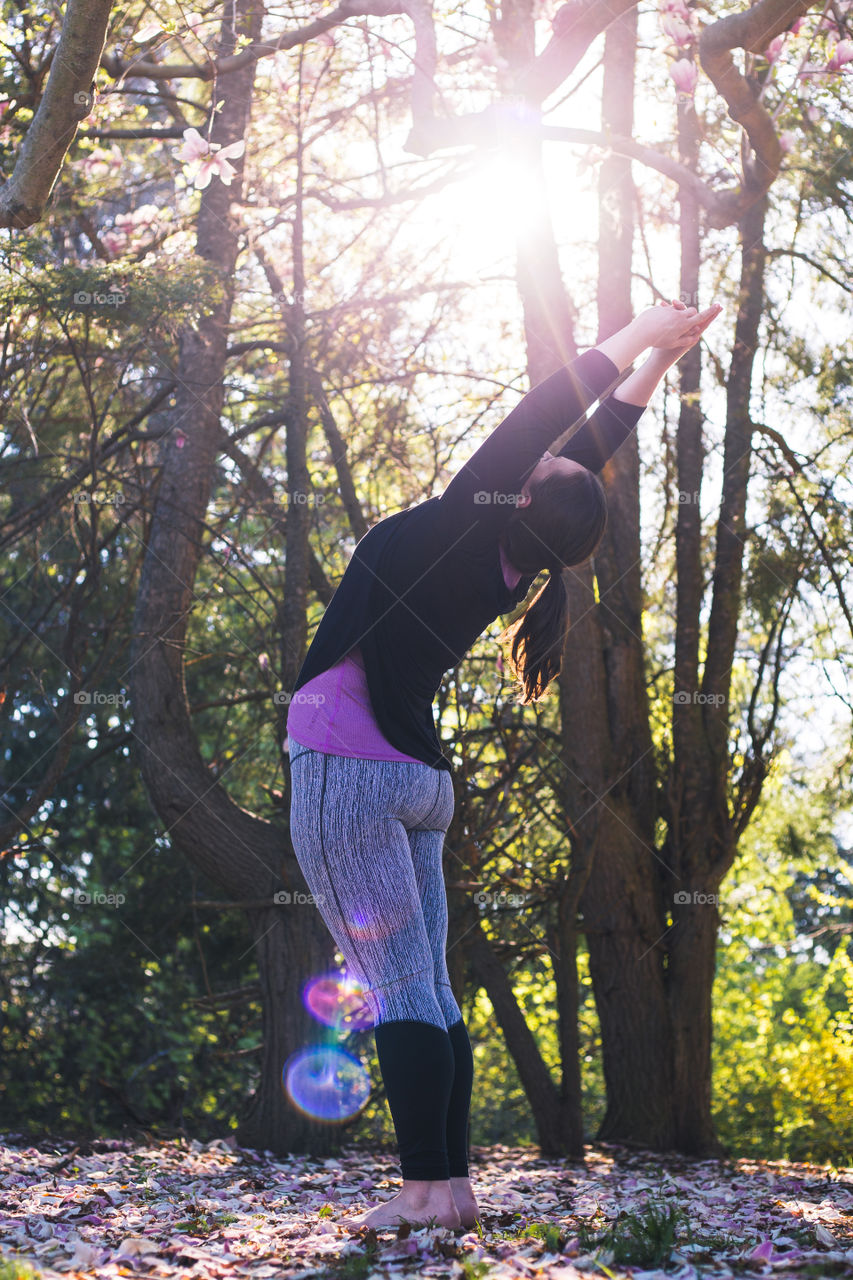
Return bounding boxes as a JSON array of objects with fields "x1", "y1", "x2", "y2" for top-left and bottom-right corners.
[{"x1": 290, "y1": 349, "x2": 646, "y2": 771}]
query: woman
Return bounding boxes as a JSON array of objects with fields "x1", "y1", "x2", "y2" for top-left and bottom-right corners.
[{"x1": 286, "y1": 298, "x2": 722, "y2": 1231}]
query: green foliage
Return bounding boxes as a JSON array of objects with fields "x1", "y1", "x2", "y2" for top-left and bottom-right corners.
[
  {"x1": 712, "y1": 762, "x2": 853, "y2": 1163},
  {"x1": 459, "y1": 1261, "x2": 491, "y2": 1280},
  {"x1": 0, "y1": 1258, "x2": 43, "y2": 1280},
  {"x1": 520, "y1": 1220, "x2": 563, "y2": 1251},
  {"x1": 173, "y1": 1208, "x2": 239, "y2": 1235},
  {"x1": 0, "y1": 237, "x2": 225, "y2": 340},
  {"x1": 605, "y1": 1199, "x2": 686, "y2": 1268},
  {"x1": 0, "y1": 711, "x2": 268, "y2": 1138},
  {"x1": 328, "y1": 1231, "x2": 379, "y2": 1279}
]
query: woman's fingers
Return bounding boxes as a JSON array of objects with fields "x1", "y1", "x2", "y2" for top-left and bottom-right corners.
[
  {"x1": 695, "y1": 303, "x2": 723, "y2": 331},
  {"x1": 677, "y1": 303, "x2": 719, "y2": 335},
  {"x1": 681, "y1": 305, "x2": 723, "y2": 347}
]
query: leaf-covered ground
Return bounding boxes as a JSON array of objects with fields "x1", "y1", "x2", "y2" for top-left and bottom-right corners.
[{"x1": 1, "y1": 1135, "x2": 852, "y2": 1280}]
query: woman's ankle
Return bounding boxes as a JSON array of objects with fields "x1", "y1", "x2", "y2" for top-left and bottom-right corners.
[{"x1": 401, "y1": 1177, "x2": 453, "y2": 1205}]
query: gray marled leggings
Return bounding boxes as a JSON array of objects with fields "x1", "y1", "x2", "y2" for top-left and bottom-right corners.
[{"x1": 287, "y1": 735, "x2": 461, "y2": 1030}]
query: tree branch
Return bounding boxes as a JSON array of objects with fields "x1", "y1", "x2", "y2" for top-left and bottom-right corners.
[
  {"x1": 698, "y1": 0, "x2": 815, "y2": 225},
  {"x1": 99, "y1": 1, "x2": 406, "y2": 83},
  {"x1": 0, "y1": 0, "x2": 114, "y2": 228}
]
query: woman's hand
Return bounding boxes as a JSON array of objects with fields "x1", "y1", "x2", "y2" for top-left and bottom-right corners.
[
  {"x1": 634, "y1": 298, "x2": 720, "y2": 353},
  {"x1": 612, "y1": 300, "x2": 724, "y2": 406},
  {"x1": 650, "y1": 298, "x2": 717, "y2": 360},
  {"x1": 595, "y1": 299, "x2": 722, "y2": 374}
]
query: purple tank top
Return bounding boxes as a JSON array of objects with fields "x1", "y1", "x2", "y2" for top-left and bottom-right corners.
[{"x1": 285, "y1": 543, "x2": 522, "y2": 760}]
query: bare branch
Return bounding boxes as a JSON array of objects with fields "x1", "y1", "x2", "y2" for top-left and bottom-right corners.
[{"x1": 99, "y1": 1, "x2": 406, "y2": 83}]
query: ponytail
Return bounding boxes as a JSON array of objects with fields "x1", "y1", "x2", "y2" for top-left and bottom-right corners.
[
  {"x1": 497, "y1": 467, "x2": 607, "y2": 704},
  {"x1": 499, "y1": 568, "x2": 569, "y2": 703}
]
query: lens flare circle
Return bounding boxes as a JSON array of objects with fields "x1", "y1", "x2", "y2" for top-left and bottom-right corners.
[
  {"x1": 282, "y1": 1045, "x2": 371, "y2": 1122},
  {"x1": 344, "y1": 897, "x2": 415, "y2": 943},
  {"x1": 303, "y1": 970, "x2": 374, "y2": 1031}
]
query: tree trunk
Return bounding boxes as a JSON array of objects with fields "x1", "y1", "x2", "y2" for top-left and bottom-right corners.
[
  {"x1": 236, "y1": 904, "x2": 341, "y2": 1150},
  {"x1": 663, "y1": 193, "x2": 769, "y2": 1153},
  {"x1": 571, "y1": 2, "x2": 679, "y2": 1148},
  {"x1": 667, "y1": 890, "x2": 721, "y2": 1152},
  {"x1": 548, "y1": 888, "x2": 585, "y2": 1156},
  {"x1": 467, "y1": 920, "x2": 575, "y2": 1155},
  {"x1": 129, "y1": 0, "x2": 338, "y2": 1155},
  {"x1": 662, "y1": 83, "x2": 726, "y2": 1156}
]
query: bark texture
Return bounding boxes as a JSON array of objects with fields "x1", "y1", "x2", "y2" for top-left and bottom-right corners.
[{"x1": 129, "y1": 0, "x2": 337, "y2": 1154}]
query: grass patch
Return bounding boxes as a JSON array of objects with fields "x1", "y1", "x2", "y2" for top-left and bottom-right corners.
[
  {"x1": 520, "y1": 1220, "x2": 564, "y2": 1251},
  {"x1": 172, "y1": 1210, "x2": 239, "y2": 1235},
  {"x1": 328, "y1": 1234, "x2": 380, "y2": 1279},
  {"x1": 577, "y1": 1198, "x2": 687, "y2": 1269},
  {"x1": 460, "y1": 1261, "x2": 491, "y2": 1280},
  {"x1": 0, "y1": 1259, "x2": 42, "y2": 1280}
]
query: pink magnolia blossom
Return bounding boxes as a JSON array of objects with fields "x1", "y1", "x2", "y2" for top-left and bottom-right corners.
[
  {"x1": 660, "y1": 0, "x2": 690, "y2": 14},
  {"x1": 79, "y1": 143, "x2": 123, "y2": 180},
  {"x1": 176, "y1": 127, "x2": 210, "y2": 164},
  {"x1": 669, "y1": 58, "x2": 698, "y2": 95},
  {"x1": 806, "y1": 104, "x2": 821, "y2": 122},
  {"x1": 827, "y1": 38, "x2": 853, "y2": 70},
  {"x1": 0, "y1": 100, "x2": 10, "y2": 117},
  {"x1": 174, "y1": 127, "x2": 246, "y2": 189},
  {"x1": 101, "y1": 231, "x2": 126, "y2": 255},
  {"x1": 662, "y1": 13, "x2": 693, "y2": 46},
  {"x1": 789, "y1": 17, "x2": 806, "y2": 36},
  {"x1": 779, "y1": 130, "x2": 796, "y2": 152},
  {"x1": 655, "y1": 12, "x2": 691, "y2": 46},
  {"x1": 763, "y1": 34, "x2": 785, "y2": 63},
  {"x1": 103, "y1": 204, "x2": 164, "y2": 254}
]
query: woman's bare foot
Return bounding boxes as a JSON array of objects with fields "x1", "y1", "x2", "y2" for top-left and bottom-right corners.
[
  {"x1": 344, "y1": 1178, "x2": 461, "y2": 1230},
  {"x1": 449, "y1": 1175, "x2": 480, "y2": 1229}
]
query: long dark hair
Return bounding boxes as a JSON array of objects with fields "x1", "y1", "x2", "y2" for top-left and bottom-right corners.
[{"x1": 498, "y1": 467, "x2": 607, "y2": 703}]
